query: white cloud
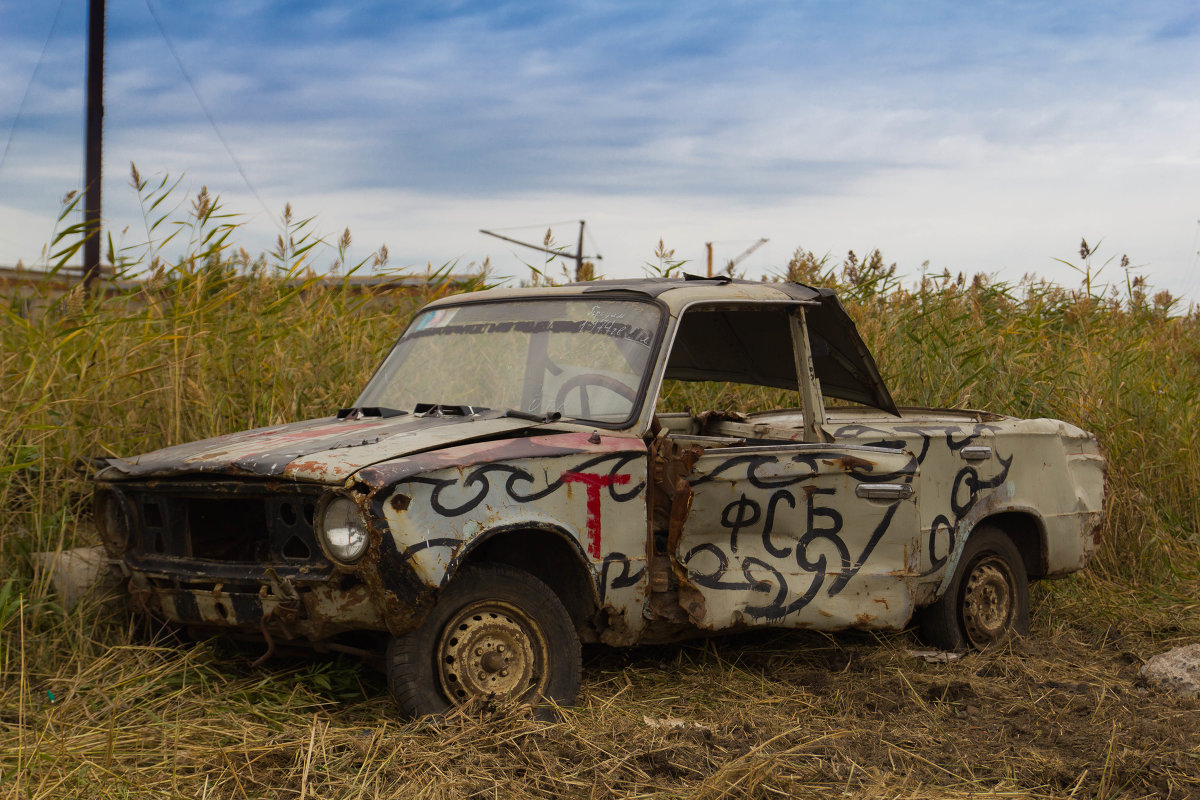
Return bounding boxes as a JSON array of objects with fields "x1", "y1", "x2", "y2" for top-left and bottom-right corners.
[{"x1": 2, "y1": 1, "x2": 1198, "y2": 302}]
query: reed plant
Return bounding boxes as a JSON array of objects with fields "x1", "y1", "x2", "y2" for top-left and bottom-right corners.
[
  {"x1": 833, "y1": 249, "x2": 1200, "y2": 586},
  {"x1": 1, "y1": 179, "x2": 1197, "y2": 798}
]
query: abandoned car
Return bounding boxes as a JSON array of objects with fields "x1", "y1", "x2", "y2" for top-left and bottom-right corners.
[{"x1": 94, "y1": 277, "x2": 1105, "y2": 715}]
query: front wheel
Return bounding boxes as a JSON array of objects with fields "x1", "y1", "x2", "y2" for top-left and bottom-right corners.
[
  {"x1": 917, "y1": 527, "x2": 1030, "y2": 651},
  {"x1": 386, "y1": 563, "x2": 581, "y2": 718}
]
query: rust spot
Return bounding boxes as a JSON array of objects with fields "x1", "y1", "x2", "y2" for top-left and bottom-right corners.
[
  {"x1": 823, "y1": 454, "x2": 875, "y2": 472},
  {"x1": 390, "y1": 493, "x2": 411, "y2": 512},
  {"x1": 648, "y1": 554, "x2": 671, "y2": 593},
  {"x1": 649, "y1": 437, "x2": 703, "y2": 540},
  {"x1": 855, "y1": 612, "x2": 875, "y2": 626},
  {"x1": 596, "y1": 606, "x2": 639, "y2": 646}
]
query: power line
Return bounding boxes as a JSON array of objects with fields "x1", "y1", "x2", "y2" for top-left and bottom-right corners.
[
  {"x1": 583, "y1": 224, "x2": 602, "y2": 262},
  {"x1": 0, "y1": 0, "x2": 70, "y2": 180},
  {"x1": 143, "y1": 0, "x2": 282, "y2": 232},
  {"x1": 484, "y1": 219, "x2": 583, "y2": 231}
]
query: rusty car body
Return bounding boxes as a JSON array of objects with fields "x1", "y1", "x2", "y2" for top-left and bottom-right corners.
[{"x1": 94, "y1": 277, "x2": 1105, "y2": 714}]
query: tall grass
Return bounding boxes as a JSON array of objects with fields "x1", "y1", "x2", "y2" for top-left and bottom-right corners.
[
  {"x1": 0, "y1": 183, "x2": 489, "y2": 574},
  {"x1": 2, "y1": 193, "x2": 1198, "y2": 586},
  {"x1": 827, "y1": 253, "x2": 1200, "y2": 585},
  {"x1": 2, "y1": 182, "x2": 1199, "y2": 799}
]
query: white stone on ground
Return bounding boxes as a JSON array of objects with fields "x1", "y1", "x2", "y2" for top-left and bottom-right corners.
[
  {"x1": 31, "y1": 546, "x2": 123, "y2": 611},
  {"x1": 1140, "y1": 644, "x2": 1200, "y2": 698}
]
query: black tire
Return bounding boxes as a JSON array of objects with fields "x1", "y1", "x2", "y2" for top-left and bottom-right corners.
[
  {"x1": 386, "y1": 563, "x2": 581, "y2": 718},
  {"x1": 917, "y1": 526, "x2": 1030, "y2": 651}
]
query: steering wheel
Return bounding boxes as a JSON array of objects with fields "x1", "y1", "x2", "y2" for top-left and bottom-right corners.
[{"x1": 553, "y1": 373, "x2": 637, "y2": 417}]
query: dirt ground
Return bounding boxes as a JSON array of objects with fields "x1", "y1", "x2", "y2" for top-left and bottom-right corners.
[
  {"x1": 551, "y1": 597, "x2": 1200, "y2": 799},
  {"x1": 216, "y1": 580, "x2": 1200, "y2": 799},
  {"x1": 6, "y1": 579, "x2": 1199, "y2": 799}
]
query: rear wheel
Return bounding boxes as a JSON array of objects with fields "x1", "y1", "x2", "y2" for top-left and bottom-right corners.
[
  {"x1": 387, "y1": 563, "x2": 581, "y2": 718},
  {"x1": 918, "y1": 527, "x2": 1030, "y2": 651}
]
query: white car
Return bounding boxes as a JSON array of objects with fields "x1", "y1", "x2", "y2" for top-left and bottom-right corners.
[{"x1": 94, "y1": 277, "x2": 1106, "y2": 715}]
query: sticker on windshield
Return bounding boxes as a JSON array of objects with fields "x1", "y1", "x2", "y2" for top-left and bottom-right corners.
[{"x1": 410, "y1": 308, "x2": 458, "y2": 331}]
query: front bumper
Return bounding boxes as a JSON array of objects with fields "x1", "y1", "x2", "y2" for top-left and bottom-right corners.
[{"x1": 125, "y1": 557, "x2": 387, "y2": 640}]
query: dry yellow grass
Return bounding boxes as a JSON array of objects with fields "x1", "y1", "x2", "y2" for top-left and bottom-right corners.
[
  {"x1": 1, "y1": 188, "x2": 1198, "y2": 797},
  {"x1": 2, "y1": 575, "x2": 1197, "y2": 798}
]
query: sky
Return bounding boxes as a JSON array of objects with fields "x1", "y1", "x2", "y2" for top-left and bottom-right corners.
[{"x1": 1, "y1": 0, "x2": 1198, "y2": 300}]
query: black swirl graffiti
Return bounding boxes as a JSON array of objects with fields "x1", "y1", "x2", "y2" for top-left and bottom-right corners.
[
  {"x1": 598, "y1": 552, "x2": 645, "y2": 603},
  {"x1": 398, "y1": 537, "x2": 460, "y2": 560},
  {"x1": 683, "y1": 542, "x2": 758, "y2": 591},
  {"x1": 831, "y1": 421, "x2": 1014, "y2": 575},
  {"x1": 923, "y1": 451, "x2": 1014, "y2": 573},
  {"x1": 407, "y1": 451, "x2": 645, "y2": 517},
  {"x1": 741, "y1": 556, "x2": 792, "y2": 618},
  {"x1": 761, "y1": 490, "x2": 795, "y2": 558},
  {"x1": 682, "y1": 484, "x2": 895, "y2": 621},
  {"x1": 720, "y1": 495, "x2": 760, "y2": 553},
  {"x1": 674, "y1": 421, "x2": 1027, "y2": 622},
  {"x1": 690, "y1": 448, "x2": 918, "y2": 490},
  {"x1": 690, "y1": 453, "x2": 819, "y2": 489},
  {"x1": 926, "y1": 514, "x2": 956, "y2": 569}
]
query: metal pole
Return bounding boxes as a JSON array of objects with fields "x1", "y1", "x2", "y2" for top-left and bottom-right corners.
[
  {"x1": 480, "y1": 224, "x2": 600, "y2": 275},
  {"x1": 575, "y1": 220, "x2": 584, "y2": 281},
  {"x1": 706, "y1": 242, "x2": 713, "y2": 278},
  {"x1": 83, "y1": 0, "x2": 105, "y2": 289}
]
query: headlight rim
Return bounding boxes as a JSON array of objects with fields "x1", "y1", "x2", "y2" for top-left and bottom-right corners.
[{"x1": 315, "y1": 493, "x2": 371, "y2": 565}]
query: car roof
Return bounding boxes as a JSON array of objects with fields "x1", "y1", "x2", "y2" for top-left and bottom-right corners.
[
  {"x1": 425, "y1": 274, "x2": 820, "y2": 308},
  {"x1": 423, "y1": 276, "x2": 898, "y2": 414}
]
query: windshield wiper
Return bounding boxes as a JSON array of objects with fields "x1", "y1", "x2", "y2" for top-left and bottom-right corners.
[
  {"x1": 413, "y1": 402, "x2": 488, "y2": 417},
  {"x1": 403, "y1": 403, "x2": 560, "y2": 423},
  {"x1": 502, "y1": 409, "x2": 562, "y2": 423},
  {"x1": 337, "y1": 406, "x2": 408, "y2": 420}
]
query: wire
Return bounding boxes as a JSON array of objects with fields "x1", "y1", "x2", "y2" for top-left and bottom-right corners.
[
  {"x1": 143, "y1": 0, "x2": 282, "y2": 232},
  {"x1": 487, "y1": 220, "x2": 584, "y2": 233},
  {"x1": 584, "y1": 223, "x2": 602, "y2": 260},
  {"x1": 0, "y1": 0, "x2": 70, "y2": 180}
]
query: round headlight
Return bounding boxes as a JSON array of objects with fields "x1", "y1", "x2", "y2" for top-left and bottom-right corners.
[
  {"x1": 318, "y1": 496, "x2": 370, "y2": 563},
  {"x1": 97, "y1": 491, "x2": 130, "y2": 553}
]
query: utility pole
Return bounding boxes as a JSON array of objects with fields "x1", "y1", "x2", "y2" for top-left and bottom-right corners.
[
  {"x1": 575, "y1": 221, "x2": 585, "y2": 280},
  {"x1": 705, "y1": 238, "x2": 768, "y2": 278},
  {"x1": 83, "y1": 0, "x2": 106, "y2": 289},
  {"x1": 480, "y1": 220, "x2": 601, "y2": 282}
]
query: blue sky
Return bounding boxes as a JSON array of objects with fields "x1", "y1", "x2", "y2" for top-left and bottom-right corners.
[{"x1": 2, "y1": 1, "x2": 1198, "y2": 298}]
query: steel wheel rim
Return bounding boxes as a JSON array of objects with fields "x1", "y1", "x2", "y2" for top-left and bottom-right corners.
[
  {"x1": 436, "y1": 599, "x2": 549, "y2": 705},
  {"x1": 961, "y1": 555, "x2": 1016, "y2": 647}
]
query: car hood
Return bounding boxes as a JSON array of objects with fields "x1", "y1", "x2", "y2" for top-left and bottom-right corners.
[{"x1": 96, "y1": 413, "x2": 547, "y2": 484}]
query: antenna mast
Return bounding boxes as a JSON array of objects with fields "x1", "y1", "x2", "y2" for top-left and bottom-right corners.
[{"x1": 480, "y1": 220, "x2": 601, "y2": 281}]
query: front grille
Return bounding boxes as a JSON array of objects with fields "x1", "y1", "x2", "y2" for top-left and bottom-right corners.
[{"x1": 110, "y1": 480, "x2": 329, "y2": 567}]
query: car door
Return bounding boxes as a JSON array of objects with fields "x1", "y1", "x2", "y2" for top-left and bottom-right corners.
[
  {"x1": 676, "y1": 440, "x2": 920, "y2": 631},
  {"x1": 651, "y1": 300, "x2": 921, "y2": 632}
]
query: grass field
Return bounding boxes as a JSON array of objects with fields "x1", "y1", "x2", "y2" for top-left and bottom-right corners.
[{"x1": 1, "y1": 192, "x2": 1198, "y2": 797}]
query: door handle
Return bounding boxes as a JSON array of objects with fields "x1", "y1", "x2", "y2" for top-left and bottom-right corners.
[
  {"x1": 960, "y1": 446, "x2": 993, "y2": 462},
  {"x1": 855, "y1": 483, "x2": 915, "y2": 500}
]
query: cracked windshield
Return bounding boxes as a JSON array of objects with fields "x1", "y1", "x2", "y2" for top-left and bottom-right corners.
[{"x1": 357, "y1": 299, "x2": 662, "y2": 424}]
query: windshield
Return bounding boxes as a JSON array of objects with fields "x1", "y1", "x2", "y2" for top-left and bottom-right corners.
[{"x1": 355, "y1": 298, "x2": 663, "y2": 425}]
